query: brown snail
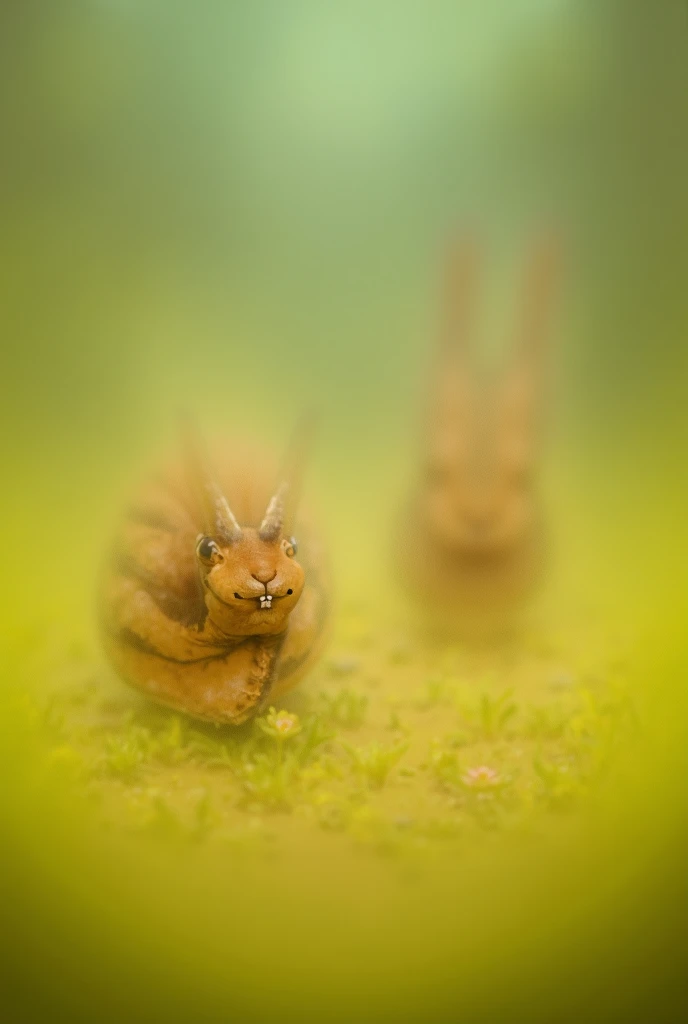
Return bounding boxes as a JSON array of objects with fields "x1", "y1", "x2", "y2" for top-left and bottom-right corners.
[
  {"x1": 100, "y1": 421, "x2": 329, "y2": 725},
  {"x1": 401, "y1": 233, "x2": 561, "y2": 635}
]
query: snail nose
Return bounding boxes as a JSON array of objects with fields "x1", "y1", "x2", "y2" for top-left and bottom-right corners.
[
  {"x1": 463, "y1": 508, "x2": 490, "y2": 534},
  {"x1": 252, "y1": 569, "x2": 277, "y2": 585}
]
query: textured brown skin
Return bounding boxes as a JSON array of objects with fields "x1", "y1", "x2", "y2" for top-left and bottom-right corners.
[
  {"x1": 402, "y1": 235, "x2": 559, "y2": 635},
  {"x1": 100, "y1": 450, "x2": 329, "y2": 724}
]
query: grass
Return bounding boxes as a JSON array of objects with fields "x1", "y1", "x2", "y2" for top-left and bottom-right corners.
[
  {"x1": 343, "y1": 739, "x2": 410, "y2": 788},
  {"x1": 33, "y1": 599, "x2": 639, "y2": 863}
]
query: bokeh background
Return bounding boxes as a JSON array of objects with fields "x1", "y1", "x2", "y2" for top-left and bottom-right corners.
[{"x1": 1, "y1": 2, "x2": 687, "y2": 1022}]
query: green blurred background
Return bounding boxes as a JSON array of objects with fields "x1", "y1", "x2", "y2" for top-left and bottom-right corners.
[{"x1": 1, "y1": 2, "x2": 687, "y2": 1021}]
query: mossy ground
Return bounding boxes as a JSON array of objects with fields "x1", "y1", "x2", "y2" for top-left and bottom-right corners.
[{"x1": 38, "y1": 592, "x2": 637, "y2": 868}]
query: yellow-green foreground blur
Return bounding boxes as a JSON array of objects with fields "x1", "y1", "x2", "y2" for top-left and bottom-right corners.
[{"x1": 1, "y1": 4, "x2": 687, "y2": 1022}]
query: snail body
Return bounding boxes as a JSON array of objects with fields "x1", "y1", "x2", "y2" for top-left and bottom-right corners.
[
  {"x1": 402, "y1": 235, "x2": 559, "y2": 635},
  {"x1": 100, "y1": 430, "x2": 329, "y2": 724}
]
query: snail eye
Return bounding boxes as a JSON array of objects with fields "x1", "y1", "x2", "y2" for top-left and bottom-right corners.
[
  {"x1": 509, "y1": 463, "x2": 532, "y2": 487},
  {"x1": 196, "y1": 536, "x2": 222, "y2": 562},
  {"x1": 282, "y1": 536, "x2": 298, "y2": 558},
  {"x1": 426, "y1": 462, "x2": 450, "y2": 486}
]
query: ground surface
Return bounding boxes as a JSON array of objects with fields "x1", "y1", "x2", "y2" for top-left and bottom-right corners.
[{"x1": 40, "y1": 591, "x2": 636, "y2": 866}]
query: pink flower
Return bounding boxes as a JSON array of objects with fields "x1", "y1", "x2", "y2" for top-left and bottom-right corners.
[
  {"x1": 461, "y1": 765, "x2": 501, "y2": 788},
  {"x1": 256, "y1": 707, "x2": 302, "y2": 740},
  {"x1": 274, "y1": 712, "x2": 298, "y2": 734}
]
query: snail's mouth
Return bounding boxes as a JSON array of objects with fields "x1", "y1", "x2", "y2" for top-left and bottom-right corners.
[
  {"x1": 205, "y1": 581, "x2": 281, "y2": 612},
  {"x1": 231, "y1": 588, "x2": 284, "y2": 611}
]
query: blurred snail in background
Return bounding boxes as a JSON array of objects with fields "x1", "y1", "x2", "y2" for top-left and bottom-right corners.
[
  {"x1": 100, "y1": 420, "x2": 329, "y2": 724},
  {"x1": 402, "y1": 233, "x2": 561, "y2": 636}
]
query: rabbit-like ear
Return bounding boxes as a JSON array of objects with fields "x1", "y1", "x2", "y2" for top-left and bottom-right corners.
[
  {"x1": 510, "y1": 232, "x2": 561, "y2": 373},
  {"x1": 424, "y1": 234, "x2": 479, "y2": 433},
  {"x1": 258, "y1": 482, "x2": 288, "y2": 542},
  {"x1": 179, "y1": 414, "x2": 242, "y2": 543},
  {"x1": 259, "y1": 413, "x2": 317, "y2": 541},
  {"x1": 439, "y1": 232, "x2": 480, "y2": 364}
]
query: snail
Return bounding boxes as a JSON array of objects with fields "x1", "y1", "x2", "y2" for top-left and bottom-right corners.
[
  {"x1": 401, "y1": 233, "x2": 561, "y2": 634},
  {"x1": 100, "y1": 421, "x2": 329, "y2": 724}
]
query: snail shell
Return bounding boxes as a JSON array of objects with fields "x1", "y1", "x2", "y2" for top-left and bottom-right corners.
[{"x1": 99, "y1": 430, "x2": 329, "y2": 725}]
